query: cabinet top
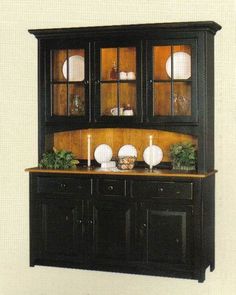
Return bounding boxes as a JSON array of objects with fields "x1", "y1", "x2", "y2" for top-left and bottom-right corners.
[
  {"x1": 29, "y1": 21, "x2": 221, "y2": 39},
  {"x1": 25, "y1": 167, "x2": 217, "y2": 179}
]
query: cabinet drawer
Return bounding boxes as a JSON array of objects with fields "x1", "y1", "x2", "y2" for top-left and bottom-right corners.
[
  {"x1": 97, "y1": 179, "x2": 126, "y2": 197},
  {"x1": 131, "y1": 180, "x2": 193, "y2": 200},
  {"x1": 36, "y1": 176, "x2": 92, "y2": 197}
]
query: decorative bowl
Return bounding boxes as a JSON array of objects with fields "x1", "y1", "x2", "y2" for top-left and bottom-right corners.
[{"x1": 117, "y1": 156, "x2": 136, "y2": 170}]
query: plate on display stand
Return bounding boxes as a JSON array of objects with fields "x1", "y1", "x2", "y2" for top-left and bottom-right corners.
[
  {"x1": 143, "y1": 145, "x2": 163, "y2": 167},
  {"x1": 62, "y1": 55, "x2": 85, "y2": 81}
]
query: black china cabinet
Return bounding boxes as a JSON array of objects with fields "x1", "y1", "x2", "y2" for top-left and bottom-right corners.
[{"x1": 27, "y1": 21, "x2": 221, "y2": 282}]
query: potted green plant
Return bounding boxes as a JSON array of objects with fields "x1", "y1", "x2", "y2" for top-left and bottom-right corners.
[
  {"x1": 169, "y1": 142, "x2": 197, "y2": 171},
  {"x1": 39, "y1": 148, "x2": 79, "y2": 169}
]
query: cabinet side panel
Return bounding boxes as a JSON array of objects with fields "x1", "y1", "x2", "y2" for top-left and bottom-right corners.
[
  {"x1": 30, "y1": 174, "x2": 43, "y2": 266},
  {"x1": 205, "y1": 33, "x2": 215, "y2": 171},
  {"x1": 202, "y1": 175, "x2": 215, "y2": 271}
]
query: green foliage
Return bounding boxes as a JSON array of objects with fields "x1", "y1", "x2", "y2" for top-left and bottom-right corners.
[
  {"x1": 170, "y1": 142, "x2": 197, "y2": 170},
  {"x1": 39, "y1": 148, "x2": 79, "y2": 169}
]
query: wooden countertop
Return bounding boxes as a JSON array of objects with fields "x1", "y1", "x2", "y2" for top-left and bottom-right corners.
[{"x1": 25, "y1": 167, "x2": 217, "y2": 179}]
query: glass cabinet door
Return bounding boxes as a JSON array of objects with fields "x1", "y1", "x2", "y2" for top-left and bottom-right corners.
[
  {"x1": 95, "y1": 42, "x2": 141, "y2": 121},
  {"x1": 48, "y1": 45, "x2": 89, "y2": 121},
  {"x1": 147, "y1": 40, "x2": 197, "y2": 123}
]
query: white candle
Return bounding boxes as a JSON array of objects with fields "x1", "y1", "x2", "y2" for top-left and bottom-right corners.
[
  {"x1": 149, "y1": 135, "x2": 153, "y2": 170},
  {"x1": 87, "y1": 134, "x2": 91, "y2": 167}
]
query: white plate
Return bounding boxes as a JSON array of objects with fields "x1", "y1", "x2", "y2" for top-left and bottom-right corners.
[
  {"x1": 166, "y1": 52, "x2": 191, "y2": 79},
  {"x1": 94, "y1": 144, "x2": 113, "y2": 164},
  {"x1": 143, "y1": 145, "x2": 163, "y2": 166},
  {"x1": 118, "y1": 145, "x2": 137, "y2": 158},
  {"x1": 62, "y1": 55, "x2": 85, "y2": 81}
]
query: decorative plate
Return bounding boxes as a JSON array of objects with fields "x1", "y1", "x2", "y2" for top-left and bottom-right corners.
[
  {"x1": 166, "y1": 52, "x2": 191, "y2": 79},
  {"x1": 94, "y1": 144, "x2": 113, "y2": 164},
  {"x1": 143, "y1": 145, "x2": 163, "y2": 166},
  {"x1": 118, "y1": 145, "x2": 137, "y2": 158},
  {"x1": 62, "y1": 55, "x2": 85, "y2": 81}
]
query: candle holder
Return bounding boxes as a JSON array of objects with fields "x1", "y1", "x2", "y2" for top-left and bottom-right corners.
[
  {"x1": 143, "y1": 144, "x2": 163, "y2": 173},
  {"x1": 87, "y1": 134, "x2": 91, "y2": 168}
]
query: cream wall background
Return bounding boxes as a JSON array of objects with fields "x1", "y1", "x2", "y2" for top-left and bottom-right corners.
[{"x1": 0, "y1": 0, "x2": 235, "y2": 294}]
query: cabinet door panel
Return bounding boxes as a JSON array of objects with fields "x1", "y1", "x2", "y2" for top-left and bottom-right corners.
[
  {"x1": 93, "y1": 201, "x2": 132, "y2": 262},
  {"x1": 45, "y1": 41, "x2": 90, "y2": 123},
  {"x1": 147, "y1": 39, "x2": 197, "y2": 123},
  {"x1": 135, "y1": 203, "x2": 193, "y2": 266},
  {"x1": 148, "y1": 210, "x2": 186, "y2": 264},
  {"x1": 41, "y1": 199, "x2": 83, "y2": 258},
  {"x1": 94, "y1": 41, "x2": 141, "y2": 123}
]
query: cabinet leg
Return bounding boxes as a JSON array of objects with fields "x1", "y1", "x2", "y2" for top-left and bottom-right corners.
[
  {"x1": 30, "y1": 257, "x2": 35, "y2": 267},
  {"x1": 198, "y1": 270, "x2": 205, "y2": 283}
]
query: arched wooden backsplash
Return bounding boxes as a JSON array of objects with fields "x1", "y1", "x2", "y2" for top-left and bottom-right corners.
[{"x1": 53, "y1": 128, "x2": 197, "y2": 162}]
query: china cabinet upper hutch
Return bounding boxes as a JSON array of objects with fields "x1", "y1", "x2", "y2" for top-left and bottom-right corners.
[{"x1": 27, "y1": 21, "x2": 221, "y2": 282}]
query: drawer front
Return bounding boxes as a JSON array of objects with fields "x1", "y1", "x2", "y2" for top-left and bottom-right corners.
[
  {"x1": 97, "y1": 179, "x2": 126, "y2": 197},
  {"x1": 131, "y1": 180, "x2": 193, "y2": 200},
  {"x1": 36, "y1": 176, "x2": 92, "y2": 197}
]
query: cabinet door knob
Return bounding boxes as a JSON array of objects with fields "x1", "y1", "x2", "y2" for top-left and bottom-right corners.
[
  {"x1": 83, "y1": 80, "x2": 89, "y2": 86},
  {"x1": 60, "y1": 183, "x2": 67, "y2": 190},
  {"x1": 143, "y1": 223, "x2": 147, "y2": 228},
  {"x1": 77, "y1": 219, "x2": 83, "y2": 224},
  {"x1": 149, "y1": 79, "x2": 153, "y2": 84},
  {"x1": 107, "y1": 185, "x2": 114, "y2": 191},
  {"x1": 65, "y1": 215, "x2": 69, "y2": 221},
  {"x1": 87, "y1": 220, "x2": 93, "y2": 224},
  {"x1": 158, "y1": 187, "x2": 164, "y2": 192}
]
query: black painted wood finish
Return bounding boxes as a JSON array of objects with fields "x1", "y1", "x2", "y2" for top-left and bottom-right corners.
[
  {"x1": 28, "y1": 22, "x2": 220, "y2": 282},
  {"x1": 29, "y1": 21, "x2": 221, "y2": 173},
  {"x1": 30, "y1": 172, "x2": 215, "y2": 282}
]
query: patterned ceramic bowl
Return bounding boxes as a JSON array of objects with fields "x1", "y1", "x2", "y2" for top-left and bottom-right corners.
[{"x1": 117, "y1": 156, "x2": 136, "y2": 170}]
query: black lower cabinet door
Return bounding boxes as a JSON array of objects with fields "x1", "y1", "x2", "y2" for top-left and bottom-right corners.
[
  {"x1": 40, "y1": 199, "x2": 84, "y2": 262},
  {"x1": 92, "y1": 200, "x2": 133, "y2": 265},
  {"x1": 135, "y1": 202, "x2": 193, "y2": 267}
]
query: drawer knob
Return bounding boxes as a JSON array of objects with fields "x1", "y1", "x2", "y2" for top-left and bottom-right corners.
[
  {"x1": 60, "y1": 183, "x2": 67, "y2": 190},
  {"x1": 176, "y1": 191, "x2": 181, "y2": 194},
  {"x1": 87, "y1": 220, "x2": 93, "y2": 224},
  {"x1": 158, "y1": 187, "x2": 164, "y2": 192},
  {"x1": 77, "y1": 219, "x2": 83, "y2": 224},
  {"x1": 108, "y1": 185, "x2": 114, "y2": 191}
]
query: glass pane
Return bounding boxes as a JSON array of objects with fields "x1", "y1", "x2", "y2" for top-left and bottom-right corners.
[
  {"x1": 100, "y1": 83, "x2": 117, "y2": 116},
  {"x1": 172, "y1": 45, "x2": 191, "y2": 80},
  {"x1": 119, "y1": 83, "x2": 136, "y2": 116},
  {"x1": 153, "y1": 82, "x2": 171, "y2": 116},
  {"x1": 119, "y1": 47, "x2": 136, "y2": 80},
  {"x1": 67, "y1": 49, "x2": 85, "y2": 82},
  {"x1": 173, "y1": 82, "x2": 191, "y2": 116},
  {"x1": 53, "y1": 84, "x2": 67, "y2": 116},
  {"x1": 101, "y1": 48, "x2": 118, "y2": 81},
  {"x1": 52, "y1": 50, "x2": 67, "y2": 81},
  {"x1": 68, "y1": 84, "x2": 85, "y2": 116},
  {"x1": 153, "y1": 46, "x2": 171, "y2": 80}
]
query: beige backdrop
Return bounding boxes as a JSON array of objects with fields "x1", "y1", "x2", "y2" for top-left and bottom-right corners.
[{"x1": 0, "y1": 0, "x2": 235, "y2": 294}]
